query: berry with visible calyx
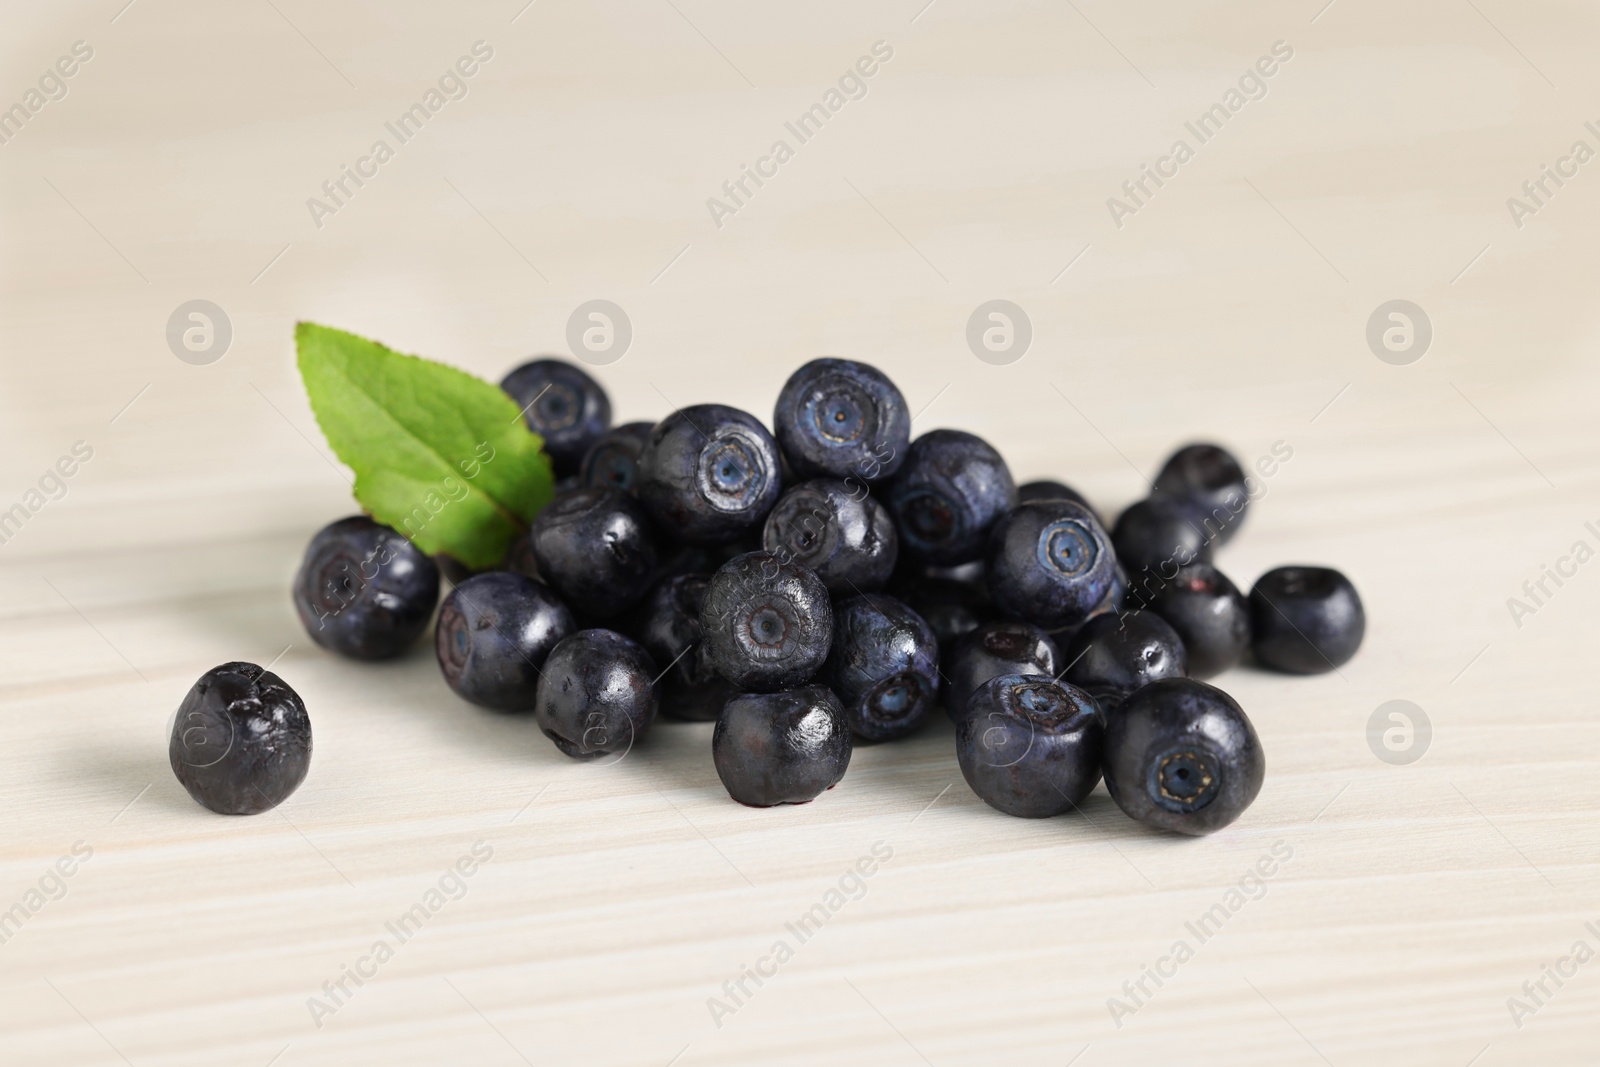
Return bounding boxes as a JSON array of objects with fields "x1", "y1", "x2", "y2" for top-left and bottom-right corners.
[
  {"x1": 1101, "y1": 677, "x2": 1264, "y2": 835},
  {"x1": 578, "y1": 421, "x2": 653, "y2": 493},
  {"x1": 501, "y1": 358, "x2": 611, "y2": 477},
  {"x1": 293, "y1": 517, "x2": 439, "y2": 660},
  {"x1": 701, "y1": 552, "x2": 832, "y2": 691},
  {"x1": 826, "y1": 594, "x2": 939, "y2": 741},
  {"x1": 773, "y1": 358, "x2": 910, "y2": 482},
  {"x1": 436, "y1": 572, "x2": 574, "y2": 712},
  {"x1": 987, "y1": 499, "x2": 1117, "y2": 630},
  {"x1": 638, "y1": 405, "x2": 783, "y2": 545},
  {"x1": 762, "y1": 479, "x2": 897, "y2": 594},
  {"x1": 956, "y1": 675, "x2": 1102, "y2": 818}
]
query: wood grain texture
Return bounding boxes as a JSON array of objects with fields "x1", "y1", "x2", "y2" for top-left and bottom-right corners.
[{"x1": 3, "y1": 1, "x2": 1599, "y2": 1064}]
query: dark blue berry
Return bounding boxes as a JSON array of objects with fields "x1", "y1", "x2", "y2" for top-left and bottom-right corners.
[
  {"x1": 293, "y1": 517, "x2": 439, "y2": 660},
  {"x1": 1250, "y1": 565, "x2": 1364, "y2": 674},
  {"x1": 713, "y1": 686, "x2": 852, "y2": 806},
  {"x1": 945, "y1": 620, "x2": 1060, "y2": 721},
  {"x1": 638, "y1": 405, "x2": 783, "y2": 545},
  {"x1": 1102, "y1": 677, "x2": 1264, "y2": 835},
  {"x1": 436, "y1": 572, "x2": 574, "y2": 712},
  {"x1": 762, "y1": 479, "x2": 898, "y2": 595},
  {"x1": 773, "y1": 358, "x2": 910, "y2": 482},
  {"x1": 170, "y1": 662, "x2": 312, "y2": 816},
  {"x1": 1153, "y1": 443, "x2": 1249, "y2": 545},
  {"x1": 1017, "y1": 479, "x2": 1100, "y2": 524},
  {"x1": 826, "y1": 594, "x2": 939, "y2": 742},
  {"x1": 1148, "y1": 564, "x2": 1250, "y2": 678},
  {"x1": 1062, "y1": 610, "x2": 1187, "y2": 712},
  {"x1": 987, "y1": 499, "x2": 1117, "y2": 630},
  {"x1": 629, "y1": 574, "x2": 741, "y2": 721},
  {"x1": 956, "y1": 676, "x2": 1102, "y2": 818},
  {"x1": 1112, "y1": 496, "x2": 1214, "y2": 576},
  {"x1": 529, "y1": 487, "x2": 658, "y2": 620},
  {"x1": 701, "y1": 552, "x2": 832, "y2": 691},
  {"x1": 578, "y1": 421, "x2": 653, "y2": 493},
  {"x1": 534, "y1": 629, "x2": 657, "y2": 760},
  {"x1": 886, "y1": 430, "x2": 1015, "y2": 565},
  {"x1": 501, "y1": 358, "x2": 612, "y2": 477}
]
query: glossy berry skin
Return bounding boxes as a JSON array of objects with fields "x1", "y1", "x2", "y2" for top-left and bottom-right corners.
[
  {"x1": 1112, "y1": 496, "x2": 1214, "y2": 576},
  {"x1": 501, "y1": 358, "x2": 612, "y2": 477},
  {"x1": 1149, "y1": 564, "x2": 1251, "y2": 679},
  {"x1": 1250, "y1": 565, "x2": 1365, "y2": 674},
  {"x1": 773, "y1": 359, "x2": 910, "y2": 482},
  {"x1": 529, "y1": 487, "x2": 658, "y2": 620},
  {"x1": 762, "y1": 479, "x2": 898, "y2": 594},
  {"x1": 1017, "y1": 480, "x2": 1101, "y2": 525},
  {"x1": 987, "y1": 499, "x2": 1117, "y2": 630},
  {"x1": 713, "y1": 686, "x2": 852, "y2": 806},
  {"x1": 638, "y1": 405, "x2": 783, "y2": 545},
  {"x1": 1102, "y1": 678, "x2": 1264, "y2": 835},
  {"x1": 892, "y1": 576, "x2": 991, "y2": 654},
  {"x1": 886, "y1": 430, "x2": 1016, "y2": 565},
  {"x1": 630, "y1": 574, "x2": 741, "y2": 721},
  {"x1": 956, "y1": 676, "x2": 1102, "y2": 818},
  {"x1": 578, "y1": 421, "x2": 653, "y2": 494},
  {"x1": 701, "y1": 552, "x2": 832, "y2": 692},
  {"x1": 170, "y1": 662, "x2": 312, "y2": 816},
  {"x1": 1153, "y1": 443, "x2": 1249, "y2": 546},
  {"x1": 293, "y1": 517, "x2": 439, "y2": 660},
  {"x1": 436, "y1": 572, "x2": 575, "y2": 712},
  {"x1": 1063, "y1": 610, "x2": 1187, "y2": 712},
  {"x1": 534, "y1": 629, "x2": 657, "y2": 760},
  {"x1": 945, "y1": 620, "x2": 1060, "y2": 722},
  {"x1": 826, "y1": 594, "x2": 939, "y2": 742}
]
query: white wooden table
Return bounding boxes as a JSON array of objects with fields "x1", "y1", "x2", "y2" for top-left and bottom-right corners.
[{"x1": 3, "y1": 1, "x2": 1597, "y2": 1063}]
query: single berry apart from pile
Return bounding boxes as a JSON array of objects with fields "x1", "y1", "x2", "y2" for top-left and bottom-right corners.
[
  {"x1": 528, "y1": 487, "x2": 658, "y2": 620},
  {"x1": 629, "y1": 574, "x2": 741, "y2": 721},
  {"x1": 534, "y1": 629, "x2": 658, "y2": 760},
  {"x1": 826, "y1": 594, "x2": 940, "y2": 741},
  {"x1": 501, "y1": 358, "x2": 612, "y2": 477},
  {"x1": 713, "y1": 686, "x2": 852, "y2": 806},
  {"x1": 987, "y1": 499, "x2": 1117, "y2": 630},
  {"x1": 701, "y1": 552, "x2": 833, "y2": 691},
  {"x1": 772, "y1": 358, "x2": 910, "y2": 482},
  {"x1": 945, "y1": 620, "x2": 1060, "y2": 722},
  {"x1": 293, "y1": 516, "x2": 440, "y2": 660},
  {"x1": 578, "y1": 421, "x2": 653, "y2": 493},
  {"x1": 1153, "y1": 442, "x2": 1250, "y2": 546},
  {"x1": 1062, "y1": 610, "x2": 1187, "y2": 712},
  {"x1": 1148, "y1": 563, "x2": 1250, "y2": 678},
  {"x1": 762, "y1": 479, "x2": 898, "y2": 594},
  {"x1": 638, "y1": 404, "x2": 783, "y2": 545},
  {"x1": 1111, "y1": 496, "x2": 1214, "y2": 576},
  {"x1": 1250, "y1": 565, "x2": 1365, "y2": 674},
  {"x1": 436, "y1": 572, "x2": 575, "y2": 711},
  {"x1": 956, "y1": 676, "x2": 1102, "y2": 818},
  {"x1": 886, "y1": 429, "x2": 1016, "y2": 565},
  {"x1": 170, "y1": 662, "x2": 312, "y2": 816},
  {"x1": 1102, "y1": 677, "x2": 1264, "y2": 835}
]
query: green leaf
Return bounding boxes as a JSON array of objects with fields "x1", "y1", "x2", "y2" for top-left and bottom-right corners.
[{"x1": 295, "y1": 322, "x2": 554, "y2": 570}]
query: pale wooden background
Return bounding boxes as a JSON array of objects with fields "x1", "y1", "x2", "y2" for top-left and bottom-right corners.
[{"x1": 2, "y1": 1, "x2": 1598, "y2": 1064}]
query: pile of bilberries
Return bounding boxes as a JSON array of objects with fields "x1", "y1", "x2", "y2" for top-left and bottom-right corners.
[{"x1": 176, "y1": 358, "x2": 1366, "y2": 835}]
